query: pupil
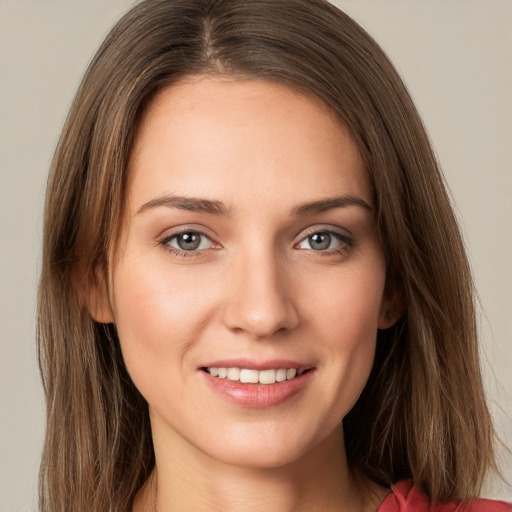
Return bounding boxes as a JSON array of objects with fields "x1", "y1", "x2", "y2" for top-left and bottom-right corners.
[
  {"x1": 178, "y1": 233, "x2": 201, "y2": 251},
  {"x1": 310, "y1": 233, "x2": 330, "y2": 250}
]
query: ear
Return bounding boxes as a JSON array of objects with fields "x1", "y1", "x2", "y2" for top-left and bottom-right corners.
[
  {"x1": 377, "y1": 278, "x2": 404, "y2": 330},
  {"x1": 72, "y1": 263, "x2": 115, "y2": 324}
]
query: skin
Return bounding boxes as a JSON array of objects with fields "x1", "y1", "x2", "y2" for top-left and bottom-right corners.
[{"x1": 90, "y1": 76, "x2": 397, "y2": 511}]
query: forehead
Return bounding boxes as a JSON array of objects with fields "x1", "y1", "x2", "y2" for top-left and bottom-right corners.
[{"x1": 127, "y1": 76, "x2": 371, "y2": 212}]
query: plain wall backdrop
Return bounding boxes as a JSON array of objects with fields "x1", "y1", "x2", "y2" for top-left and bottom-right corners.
[{"x1": 0, "y1": 1, "x2": 510, "y2": 510}]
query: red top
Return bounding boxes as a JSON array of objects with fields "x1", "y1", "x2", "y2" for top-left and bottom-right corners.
[{"x1": 378, "y1": 481, "x2": 512, "y2": 511}]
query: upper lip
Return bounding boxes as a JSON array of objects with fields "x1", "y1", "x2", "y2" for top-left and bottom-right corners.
[{"x1": 200, "y1": 359, "x2": 314, "y2": 372}]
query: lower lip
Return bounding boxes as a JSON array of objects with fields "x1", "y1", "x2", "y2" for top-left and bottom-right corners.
[{"x1": 201, "y1": 370, "x2": 313, "y2": 408}]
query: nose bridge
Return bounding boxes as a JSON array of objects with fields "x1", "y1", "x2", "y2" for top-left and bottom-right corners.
[{"x1": 222, "y1": 242, "x2": 299, "y2": 338}]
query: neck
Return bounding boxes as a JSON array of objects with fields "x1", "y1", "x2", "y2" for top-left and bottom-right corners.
[{"x1": 133, "y1": 422, "x2": 386, "y2": 512}]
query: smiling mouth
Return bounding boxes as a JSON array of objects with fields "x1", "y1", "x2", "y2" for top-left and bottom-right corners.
[{"x1": 203, "y1": 367, "x2": 309, "y2": 384}]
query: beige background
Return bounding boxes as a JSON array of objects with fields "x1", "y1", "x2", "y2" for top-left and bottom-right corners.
[{"x1": 0, "y1": 1, "x2": 510, "y2": 510}]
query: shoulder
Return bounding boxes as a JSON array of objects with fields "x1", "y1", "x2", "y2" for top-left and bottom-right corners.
[{"x1": 378, "y1": 480, "x2": 512, "y2": 512}]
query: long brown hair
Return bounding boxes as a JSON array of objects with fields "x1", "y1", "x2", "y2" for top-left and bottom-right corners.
[{"x1": 38, "y1": 1, "x2": 497, "y2": 510}]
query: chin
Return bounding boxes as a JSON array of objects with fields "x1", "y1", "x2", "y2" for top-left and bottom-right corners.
[
  {"x1": 208, "y1": 443, "x2": 307, "y2": 470},
  {"x1": 196, "y1": 422, "x2": 336, "y2": 471}
]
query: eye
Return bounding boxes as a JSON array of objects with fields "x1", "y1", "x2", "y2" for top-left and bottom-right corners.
[
  {"x1": 297, "y1": 230, "x2": 351, "y2": 252},
  {"x1": 164, "y1": 231, "x2": 213, "y2": 252}
]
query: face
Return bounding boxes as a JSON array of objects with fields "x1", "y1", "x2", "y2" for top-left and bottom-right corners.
[{"x1": 97, "y1": 77, "x2": 394, "y2": 469}]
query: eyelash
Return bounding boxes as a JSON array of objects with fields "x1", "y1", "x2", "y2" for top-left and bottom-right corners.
[
  {"x1": 159, "y1": 230, "x2": 217, "y2": 258},
  {"x1": 158, "y1": 228, "x2": 354, "y2": 258},
  {"x1": 295, "y1": 228, "x2": 354, "y2": 256}
]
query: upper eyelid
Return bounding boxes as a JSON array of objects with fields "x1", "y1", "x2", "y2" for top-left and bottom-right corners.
[
  {"x1": 163, "y1": 231, "x2": 211, "y2": 242},
  {"x1": 296, "y1": 224, "x2": 352, "y2": 240},
  {"x1": 158, "y1": 225, "x2": 217, "y2": 241}
]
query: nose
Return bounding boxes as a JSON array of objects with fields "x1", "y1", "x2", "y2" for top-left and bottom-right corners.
[{"x1": 221, "y1": 249, "x2": 300, "y2": 339}]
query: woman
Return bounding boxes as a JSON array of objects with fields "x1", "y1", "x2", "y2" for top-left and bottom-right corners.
[{"x1": 37, "y1": 0, "x2": 511, "y2": 510}]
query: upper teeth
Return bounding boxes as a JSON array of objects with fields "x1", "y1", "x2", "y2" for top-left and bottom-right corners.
[{"x1": 207, "y1": 367, "x2": 300, "y2": 384}]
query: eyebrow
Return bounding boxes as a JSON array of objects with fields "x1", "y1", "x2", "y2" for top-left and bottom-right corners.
[
  {"x1": 137, "y1": 194, "x2": 231, "y2": 216},
  {"x1": 291, "y1": 195, "x2": 372, "y2": 216},
  {"x1": 136, "y1": 193, "x2": 372, "y2": 216}
]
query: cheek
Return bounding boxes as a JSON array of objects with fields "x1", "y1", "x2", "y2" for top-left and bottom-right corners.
[
  {"x1": 307, "y1": 259, "x2": 386, "y2": 341},
  {"x1": 304, "y1": 261, "x2": 386, "y2": 409},
  {"x1": 109, "y1": 257, "x2": 219, "y2": 390}
]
